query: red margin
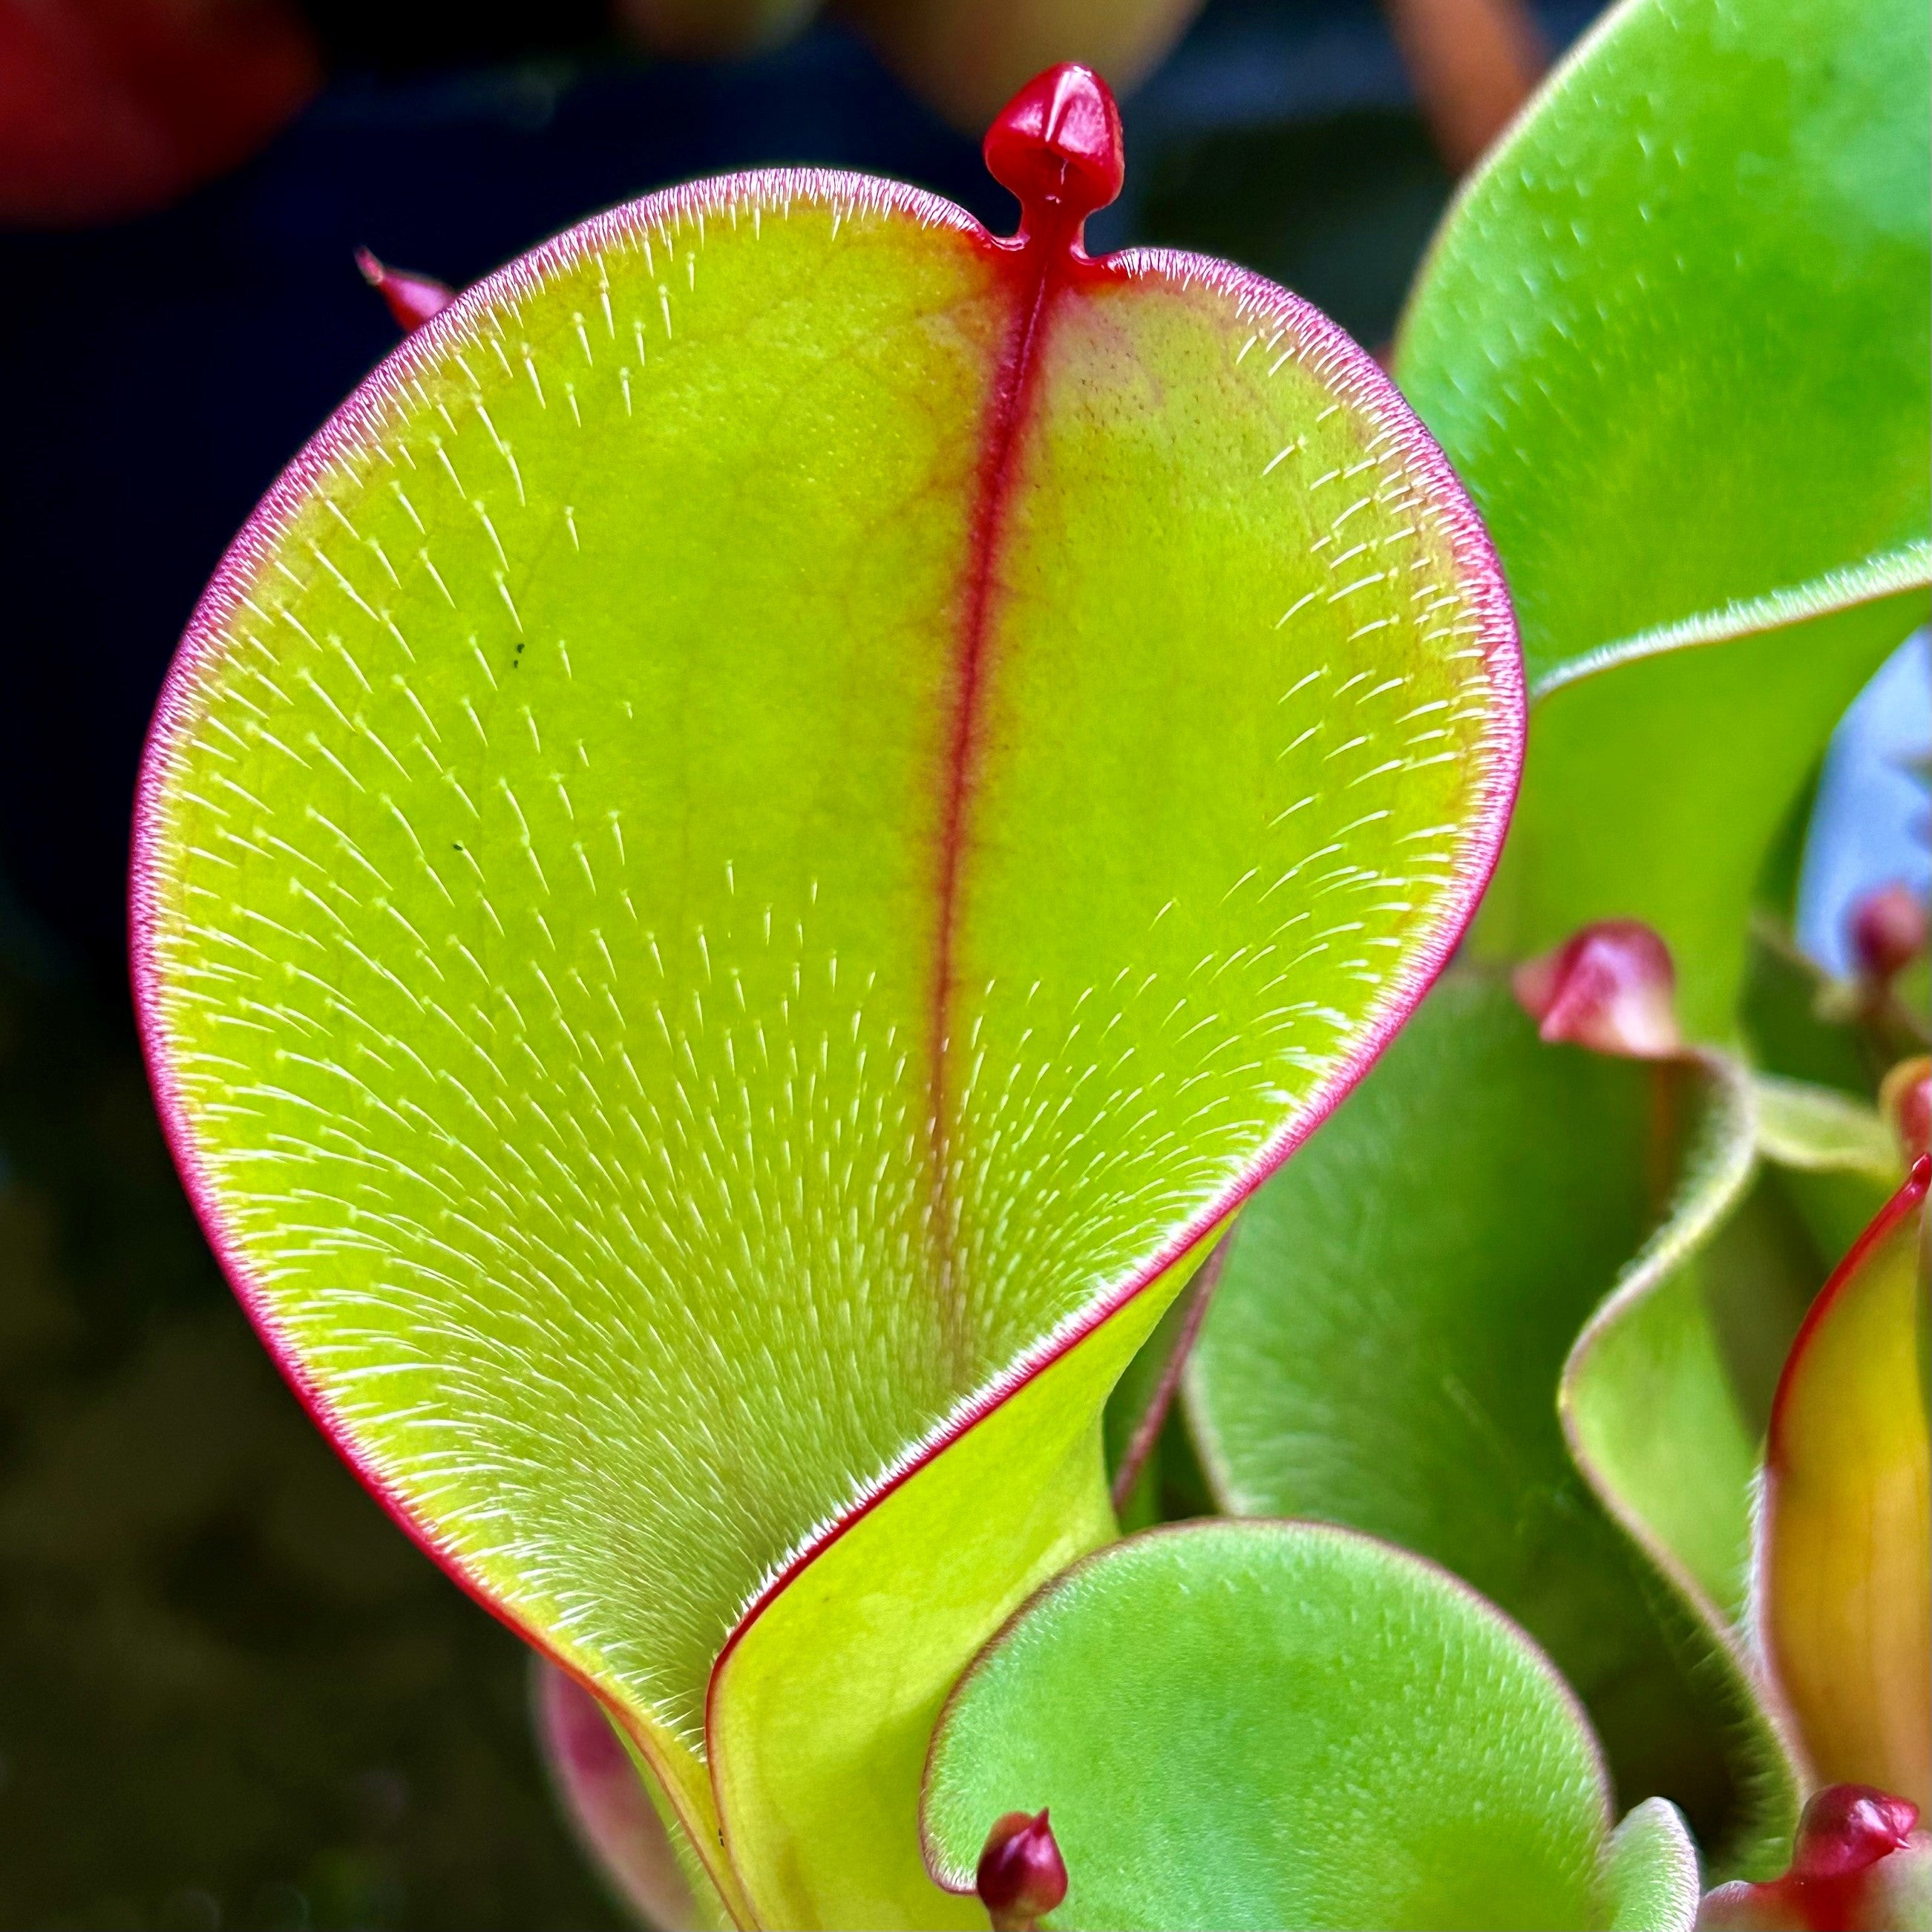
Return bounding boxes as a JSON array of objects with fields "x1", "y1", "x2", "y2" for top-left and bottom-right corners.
[
  {"x1": 129, "y1": 166, "x2": 1527, "y2": 1921},
  {"x1": 1765, "y1": 1152, "x2": 1930, "y2": 1470}
]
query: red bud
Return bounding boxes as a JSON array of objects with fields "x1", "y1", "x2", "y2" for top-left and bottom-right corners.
[
  {"x1": 356, "y1": 248, "x2": 455, "y2": 332},
  {"x1": 977, "y1": 1808, "x2": 1068, "y2": 1931},
  {"x1": 1792, "y1": 1786, "x2": 1921, "y2": 1883},
  {"x1": 1850, "y1": 883, "x2": 1929, "y2": 985},
  {"x1": 1511, "y1": 920, "x2": 1681, "y2": 1059},
  {"x1": 983, "y1": 65, "x2": 1124, "y2": 244},
  {"x1": 1880, "y1": 1057, "x2": 1931, "y2": 1160},
  {"x1": 1698, "y1": 1787, "x2": 1928, "y2": 1931}
]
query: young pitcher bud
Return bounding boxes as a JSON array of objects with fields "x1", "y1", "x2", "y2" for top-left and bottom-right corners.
[
  {"x1": 1847, "y1": 885, "x2": 1924, "y2": 989},
  {"x1": 1511, "y1": 919, "x2": 1681, "y2": 1059},
  {"x1": 1850, "y1": 883, "x2": 1929, "y2": 985},
  {"x1": 1698, "y1": 1785, "x2": 1929, "y2": 1931},
  {"x1": 356, "y1": 249, "x2": 456, "y2": 332},
  {"x1": 982, "y1": 63, "x2": 1124, "y2": 235},
  {"x1": 1879, "y1": 1057, "x2": 1931, "y2": 1161},
  {"x1": 1791, "y1": 1785, "x2": 1920, "y2": 1882},
  {"x1": 977, "y1": 1808, "x2": 1069, "y2": 1931}
]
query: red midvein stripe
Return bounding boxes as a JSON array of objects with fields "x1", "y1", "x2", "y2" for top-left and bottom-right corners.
[{"x1": 926, "y1": 222, "x2": 1081, "y2": 1303}]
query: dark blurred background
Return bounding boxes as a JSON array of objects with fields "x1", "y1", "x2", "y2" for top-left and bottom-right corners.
[{"x1": 2, "y1": 1, "x2": 1922, "y2": 1924}]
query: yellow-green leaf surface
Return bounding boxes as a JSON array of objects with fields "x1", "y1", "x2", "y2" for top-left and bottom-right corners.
[
  {"x1": 1184, "y1": 972, "x2": 1796, "y2": 1873},
  {"x1": 1757, "y1": 1158, "x2": 1931, "y2": 1813},
  {"x1": 1754, "y1": 1078, "x2": 1900, "y2": 1179},
  {"x1": 1603, "y1": 1801, "x2": 1700, "y2": 1932},
  {"x1": 1396, "y1": 0, "x2": 1931, "y2": 1038},
  {"x1": 1565, "y1": 1066, "x2": 1916, "y2": 1654},
  {"x1": 131, "y1": 72, "x2": 1520, "y2": 1925},
  {"x1": 1554, "y1": 1096, "x2": 1931, "y2": 1877},
  {"x1": 709, "y1": 1250, "x2": 1187, "y2": 1928},
  {"x1": 1752, "y1": 1073, "x2": 1904, "y2": 1265},
  {"x1": 921, "y1": 1520, "x2": 1693, "y2": 1931}
]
